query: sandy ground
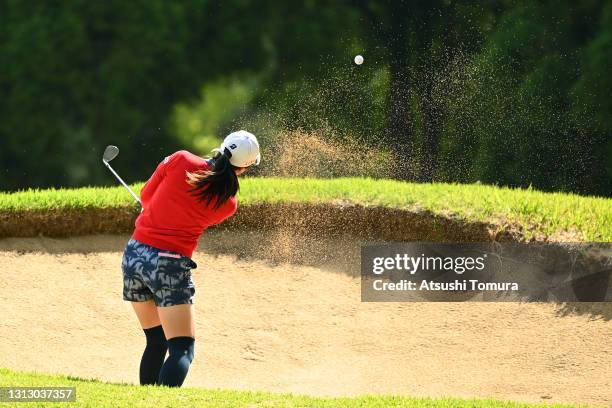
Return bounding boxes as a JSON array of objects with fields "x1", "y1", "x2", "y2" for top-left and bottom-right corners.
[{"x1": 0, "y1": 232, "x2": 610, "y2": 406}]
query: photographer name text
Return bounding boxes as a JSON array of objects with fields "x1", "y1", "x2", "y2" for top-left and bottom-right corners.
[{"x1": 371, "y1": 279, "x2": 519, "y2": 291}]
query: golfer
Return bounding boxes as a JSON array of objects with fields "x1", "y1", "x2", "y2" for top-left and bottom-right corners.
[{"x1": 121, "y1": 130, "x2": 261, "y2": 387}]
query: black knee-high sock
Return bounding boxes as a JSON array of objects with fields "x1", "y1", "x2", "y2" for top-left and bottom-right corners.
[
  {"x1": 157, "y1": 336, "x2": 195, "y2": 387},
  {"x1": 139, "y1": 325, "x2": 168, "y2": 385}
]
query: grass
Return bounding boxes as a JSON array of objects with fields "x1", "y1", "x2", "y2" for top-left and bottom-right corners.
[
  {"x1": 0, "y1": 177, "x2": 610, "y2": 241},
  {"x1": 0, "y1": 368, "x2": 585, "y2": 408}
]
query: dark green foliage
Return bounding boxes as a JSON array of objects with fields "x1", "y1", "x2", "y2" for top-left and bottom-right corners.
[
  {"x1": 0, "y1": 0, "x2": 266, "y2": 190},
  {"x1": 430, "y1": 1, "x2": 612, "y2": 196},
  {"x1": 0, "y1": 0, "x2": 610, "y2": 196}
]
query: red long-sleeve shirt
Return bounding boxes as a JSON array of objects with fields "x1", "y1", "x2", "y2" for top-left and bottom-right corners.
[{"x1": 132, "y1": 150, "x2": 237, "y2": 258}]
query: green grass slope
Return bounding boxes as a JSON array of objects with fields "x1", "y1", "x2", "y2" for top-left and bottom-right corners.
[
  {"x1": 0, "y1": 368, "x2": 584, "y2": 408},
  {"x1": 0, "y1": 178, "x2": 610, "y2": 241}
]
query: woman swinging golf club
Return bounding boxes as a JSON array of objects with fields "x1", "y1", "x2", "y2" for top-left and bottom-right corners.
[{"x1": 121, "y1": 130, "x2": 261, "y2": 387}]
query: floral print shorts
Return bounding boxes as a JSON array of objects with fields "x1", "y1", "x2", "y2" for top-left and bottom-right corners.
[{"x1": 121, "y1": 238, "x2": 197, "y2": 307}]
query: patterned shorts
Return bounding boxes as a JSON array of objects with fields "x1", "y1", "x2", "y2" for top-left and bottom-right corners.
[{"x1": 121, "y1": 238, "x2": 197, "y2": 307}]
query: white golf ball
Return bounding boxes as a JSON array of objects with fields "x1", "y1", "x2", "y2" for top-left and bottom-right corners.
[{"x1": 354, "y1": 55, "x2": 364, "y2": 65}]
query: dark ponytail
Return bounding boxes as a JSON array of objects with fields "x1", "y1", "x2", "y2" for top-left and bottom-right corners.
[{"x1": 186, "y1": 149, "x2": 239, "y2": 209}]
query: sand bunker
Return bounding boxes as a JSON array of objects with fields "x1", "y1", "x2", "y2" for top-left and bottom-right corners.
[{"x1": 0, "y1": 232, "x2": 610, "y2": 406}]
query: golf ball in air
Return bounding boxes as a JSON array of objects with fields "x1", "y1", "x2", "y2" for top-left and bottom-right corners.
[{"x1": 354, "y1": 55, "x2": 364, "y2": 65}]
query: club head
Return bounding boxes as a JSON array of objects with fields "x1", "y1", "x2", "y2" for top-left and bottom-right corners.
[{"x1": 103, "y1": 145, "x2": 119, "y2": 163}]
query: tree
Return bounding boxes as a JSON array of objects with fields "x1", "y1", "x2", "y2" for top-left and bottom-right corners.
[
  {"x1": 437, "y1": 0, "x2": 611, "y2": 195},
  {"x1": 351, "y1": 0, "x2": 497, "y2": 180},
  {"x1": 572, "y1": 1, "x2": 612, "y2": 195},
  {"x1": 0, "y1": 0, "x2": 268, "y2": 191}
]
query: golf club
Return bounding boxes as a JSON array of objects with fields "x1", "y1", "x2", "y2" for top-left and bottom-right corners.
[{"x1": 102, "y1": 145, "x2": 142, "y2": 206}]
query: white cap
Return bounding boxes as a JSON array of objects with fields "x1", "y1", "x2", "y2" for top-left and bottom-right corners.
[{"x1": 219, "y1": 130, "x2": 261, "y2": 167}]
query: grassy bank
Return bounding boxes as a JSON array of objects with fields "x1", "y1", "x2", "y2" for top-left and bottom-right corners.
[
  {"x1": 0, "y1": 368, "x2": 582, "y2": 408},
  {"x1": 0, "y1": 177, "x2": 610, "y2": 241}
]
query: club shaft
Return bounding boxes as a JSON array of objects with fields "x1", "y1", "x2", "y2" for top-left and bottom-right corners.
[{"x1": 103, "y1": 160, "x2": 142, "y2": 206}]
